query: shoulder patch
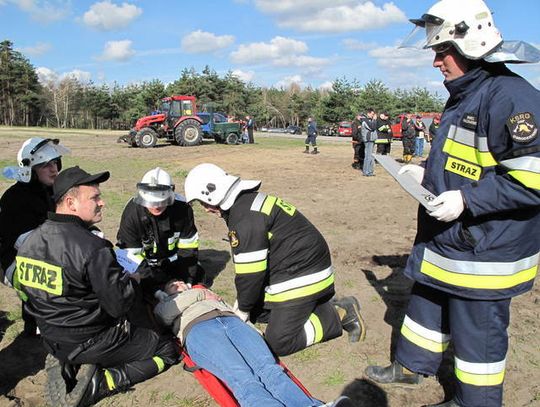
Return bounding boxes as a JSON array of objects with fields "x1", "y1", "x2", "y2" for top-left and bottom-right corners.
[
  {"x1": 507, "y1": 112, "x2": 538, "y2": 144},
  {"x1": 228, "y1": 230, "x2": 239, "y2": 248}
]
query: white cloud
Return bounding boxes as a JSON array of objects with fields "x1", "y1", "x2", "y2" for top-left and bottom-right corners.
[
  {"x1": 342, "y1": 38, "x2": 377, "y2": 51},
  {"x1": 318, "y1": 81, "x2": 334, "y2": 91},
  {"x1": 10, "y1": 0, "x2": 69, "y2": 22},
  {"x1": 255, "y1": 1, "x2": 406, "y2": 33},
  {"x1": 36, "y1": 67, "x2": 58, "y2": 84},
  {"x1": 36, "y1": 67, "x2": 92, "y2": 84},
  {"x1": 18, "y1": 42, "x2": 52, "y2": 56},
  {"x1": 98, "y1": 40, "x2": 135, "y2": 61},
  {"x1": 231, "y1": 36, "x2": 308, "y2": 64},
  {"x1": 230, "y1": 36, "x2": 328, "y2": 74},
  {"x1": 181, "y1": 30, "x2": 235, "y2": 54},
  {"x1": 61, "y1": 69, "x2": 92, "y2": 83},
  {"x1": 275, "y1": 74, "x2": 303, "y2": 89},
  {"x1": 82, "y1": 1, "x2": 142, "y2": 31},
  {"x1": 369, "y1": 46, "x2": 433, "y2": 69},
  {"x1": 232, "y1": 69, "x2": 255, "y2": 83}
]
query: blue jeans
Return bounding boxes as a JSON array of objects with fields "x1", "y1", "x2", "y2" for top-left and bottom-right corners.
[
  {"x1": 414, "y1": 137, "x2": 424, "y2": 157},
  {"x1": 362, "y1": 141, "x2": 374, "y2": 175},
  {"x1": 185, "y1": 316, "x2": 321, "y2": 407}
]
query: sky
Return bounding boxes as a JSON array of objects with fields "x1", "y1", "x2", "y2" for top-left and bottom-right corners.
[{"x1": 2, "y1": 0, "x2": 539, "y2": 95}]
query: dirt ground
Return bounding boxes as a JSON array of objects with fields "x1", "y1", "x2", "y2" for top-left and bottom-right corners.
[{"x1": 0, "y1": 127, "x2": 539, "y2": 407}]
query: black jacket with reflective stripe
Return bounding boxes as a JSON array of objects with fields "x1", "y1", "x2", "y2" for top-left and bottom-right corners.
[
  {"x1": 117, "y1": 198, "x2": 199, "y2": 281},
  {"x1": 225, "y1": 191, "x2": 334, "y2": 311},
  {"x1": 17, "y1": 213, "x2": 136, "y2": 344}
]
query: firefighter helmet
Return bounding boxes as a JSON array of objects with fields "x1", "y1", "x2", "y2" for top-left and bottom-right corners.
[
  {"x1": 3, "y1": 138, "x2": 70, "y2": 183},
  {"x1": 403, "y1": 0, "x2": 503, "y2": 60},
  {"x1": 135, "y1": 167, "x2": 175, "y2": 208},
  {"x1": 184, "y1": 163, "x2": 261, "y2": 210}
]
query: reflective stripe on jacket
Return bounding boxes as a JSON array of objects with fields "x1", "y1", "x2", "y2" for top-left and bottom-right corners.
[{"x1": 405, "y1": 65, "x2": 540, "y2": 300}]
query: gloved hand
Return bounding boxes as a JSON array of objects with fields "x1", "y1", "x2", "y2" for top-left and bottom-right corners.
[
  {"x1": 398, "y1": 164, "x2": 425, "y2": 184},
  {"x1": 135, "y1": 260, "x2": 155, "y2": 279},
  {"x1": 428, "y1": 190, "x2": 465, "y2": 222},
  {"x1": 232, "y1": 299, "x2": 250, "y2": 322}
]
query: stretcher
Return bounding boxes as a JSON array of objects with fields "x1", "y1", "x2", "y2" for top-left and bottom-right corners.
[{"x1": 180, "y1": 348, "x2": 312, "y2": 407}]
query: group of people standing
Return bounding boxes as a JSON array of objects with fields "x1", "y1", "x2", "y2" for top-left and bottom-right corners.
[{"x1": 351, "y1": 109, "x2": 393, "y2": 176}]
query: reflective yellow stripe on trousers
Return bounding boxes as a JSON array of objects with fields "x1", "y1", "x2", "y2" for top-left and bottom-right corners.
[
  {"x1": 455, "y1": 356, "x2": 506, "y2": 386},
  {"x1": 264, "y1": 266, "x2": 334, "y2": 303},
  {"x1": 400, "y1": 315, "x2": 450, "y2": 353}
]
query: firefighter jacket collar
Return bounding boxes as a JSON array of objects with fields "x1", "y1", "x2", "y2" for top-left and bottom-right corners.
[
  {"x1": 48, "y1": 212, "x2": 91, "y2": 229},
  {"x1": 444, "y1": 66, "x2": 488, "y2": 98}
]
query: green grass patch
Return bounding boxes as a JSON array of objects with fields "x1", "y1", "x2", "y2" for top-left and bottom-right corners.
[
  {"x1": 323, "y1": 370, "x2": 346, "y2": 386},
  {"x1": 293, "y1": 346, "x2": 320, "y2": 362},
  {"x1": 7, "y1": 308, "x2": 22, "y2": 321}
]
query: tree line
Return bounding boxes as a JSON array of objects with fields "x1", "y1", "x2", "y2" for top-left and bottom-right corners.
[{"x1": 0, "y1": 40, "x2": 445, "y2": 130}]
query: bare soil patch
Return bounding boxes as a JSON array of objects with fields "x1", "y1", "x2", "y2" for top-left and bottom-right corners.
[{"x1": 0, "y1": 127, "x2": 538, "y2": 407}]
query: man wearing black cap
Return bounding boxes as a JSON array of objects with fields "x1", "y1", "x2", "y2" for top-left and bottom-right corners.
[{"x1": 15, "y1": 166, "x2": 179, "y2": 407}]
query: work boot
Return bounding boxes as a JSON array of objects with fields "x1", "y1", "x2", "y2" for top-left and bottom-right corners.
[
  {"x1": 303, "y1": 146, "x2": 310, "y2": 153},
  {"x1": 311, "y1": 148, "x2": 319, "y2": 154},
  {"x1": 424, "y1": 399, "x2": 460, "y2": 407},
  {"x1": 72, "y1": 366, "x2": 131, "y2": 407},
  {"x1": 332, "y1": 296, "x2": 366, "y2": 342},
  {"x1": 364, "y1": 360, "x2": 422, "y2": 385}
]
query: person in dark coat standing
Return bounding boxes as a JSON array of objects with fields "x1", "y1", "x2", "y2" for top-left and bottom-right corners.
[
  {"x1": 351, "y1": 113, "x2": 365, "y2": 169},
  {"x1": 245, "y1": 115, "x2": 255, "y2": 144},
  {"x1": 304, "y1": 117, "x2": 319, "y2": 154}
]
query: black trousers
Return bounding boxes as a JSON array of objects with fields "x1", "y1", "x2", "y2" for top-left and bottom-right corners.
[
  {"x1": 353, "y1": 142, "x2": 364, "y2": 164},
  {"x1": 44, "y1": 323, "x2": 179, "y2": 385},
  {"x1": 264, "y1": 296, "x2": 342, "y2": 356}
]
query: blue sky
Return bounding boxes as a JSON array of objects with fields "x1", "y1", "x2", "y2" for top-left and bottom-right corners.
[{"x1": 2, "y1": 0, "x2": 539, "y2": 94}]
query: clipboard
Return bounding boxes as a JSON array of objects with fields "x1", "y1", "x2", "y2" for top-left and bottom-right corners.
[{"x1": 373, "y1": 154, "x2": 439, "y2": 211}]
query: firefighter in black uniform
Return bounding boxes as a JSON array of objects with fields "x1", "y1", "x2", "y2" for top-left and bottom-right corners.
[
  {"x1": 351, "y1": 113, "x2": 365, "y2": 169},
  {"x1": 375, "y1": 112, "x2": 393, "y2": 155},
  {"x1": 15, "y1": 166, "x2": 179, "y2": 407},
  {"x1": 0, "y1": 137, "x2": 69, "y2": 335},
  {"x1": 184, "y1": 163, "x2": 366, "y2": 356},
  {"x1": 117, "y1": 167, "x2": 202, "y2": 300}
]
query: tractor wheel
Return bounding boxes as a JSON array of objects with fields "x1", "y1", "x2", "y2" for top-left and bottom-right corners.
[
  {"x1": 175, "y1": 119, "x2": 203, "y2": 146},
  {"x1": 225, "y1": 133, "x2": 239, "y2": 145},
  {"x1": 136, "y1": 127, "x2": 158, "y2": 148}
]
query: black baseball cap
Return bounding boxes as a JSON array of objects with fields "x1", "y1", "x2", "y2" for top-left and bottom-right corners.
[{"x1": 53, "y1": 166, "x2": 110, "y2": 202}]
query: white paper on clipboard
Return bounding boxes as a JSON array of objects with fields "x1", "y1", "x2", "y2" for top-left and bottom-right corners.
[{"x1": 373, "y1": 154, "x2": 438, "y2": 211}]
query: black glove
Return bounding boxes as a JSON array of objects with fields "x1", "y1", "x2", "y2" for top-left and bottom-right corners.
[{"x1": 136, "y1": 260, "x2": 155, "y2": 279}]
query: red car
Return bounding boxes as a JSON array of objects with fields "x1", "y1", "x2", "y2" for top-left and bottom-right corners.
[{"x1": 338, "y1": 121, "x2": 352, "y2": 137}]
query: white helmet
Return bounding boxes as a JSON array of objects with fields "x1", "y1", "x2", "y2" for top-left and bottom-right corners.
[
  {"x1": 135, "y1": 167, "x2": 175, "y2": 208},
  {"x1": 3, "y1": 137, "x2": 70, "y2": 183},
  {"x1": 184, "y1": 163, "x2": 261, "y2": 210},
  {"x1": 403, "y1": 0, "x2": 503, "y2": 60}
]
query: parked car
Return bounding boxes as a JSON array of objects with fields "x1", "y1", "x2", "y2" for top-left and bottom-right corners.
[
  {"x1": 338, "y1": 121, "x2": 352, "y2": 137},
  {"x1": 320, "y1": 124, "x2": 338, "y2": 137},
  {"x1": 286, "y1": 125, "x2": 302, "y2": 135}
]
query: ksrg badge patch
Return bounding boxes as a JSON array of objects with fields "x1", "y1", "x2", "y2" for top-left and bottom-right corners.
[
  {"x1": 507, "y1": 112, "x2": 538, "y2": 144},
  {"x1": 228, "y1": 231, "x2": 239, "y2": 248}
]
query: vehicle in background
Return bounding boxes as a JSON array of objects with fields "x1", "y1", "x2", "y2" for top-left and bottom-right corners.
[
  {"x1": 338, "y1": 121, "x2": 352, "y2": 137},
  {"x1": 197, "y1": 112, "x2": 228, "y2": 139},
  {"x1": 320, "y1": 124, "x2": 338, "y2": 137},
  {"x1": 391, "y1": 113, "x2": 437, "y2": 139},
  {"x1": 286, "y1": 125, "x2": 302, "y2": 135},
  {"x1": 120, "y1": 95, "x2": 203, "y2": 148}
]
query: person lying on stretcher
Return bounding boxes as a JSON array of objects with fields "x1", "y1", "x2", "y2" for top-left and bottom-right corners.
[{"x1": 153, "y1": 280, "x2": 354, "y2": 407}]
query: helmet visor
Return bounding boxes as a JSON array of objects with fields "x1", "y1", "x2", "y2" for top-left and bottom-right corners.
[
  {"x1": 400, "y1": 15, "x2": 446, "y2": 50},
  {"x1": 135, "y1": 183, "x2": 175, "y2": 208}
]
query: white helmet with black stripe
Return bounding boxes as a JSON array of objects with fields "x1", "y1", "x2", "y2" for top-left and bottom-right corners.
[
  {"x1": 3, "y1": 137, "x2": 70, "y2": 183},
  {"x1": 184, "y1": 163, "x2": 260, "y2": 210}
]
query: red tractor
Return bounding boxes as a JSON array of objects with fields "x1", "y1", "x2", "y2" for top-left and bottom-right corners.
[{"x1": 123, "y1": 95, "x2": 204, "y2": 148}]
